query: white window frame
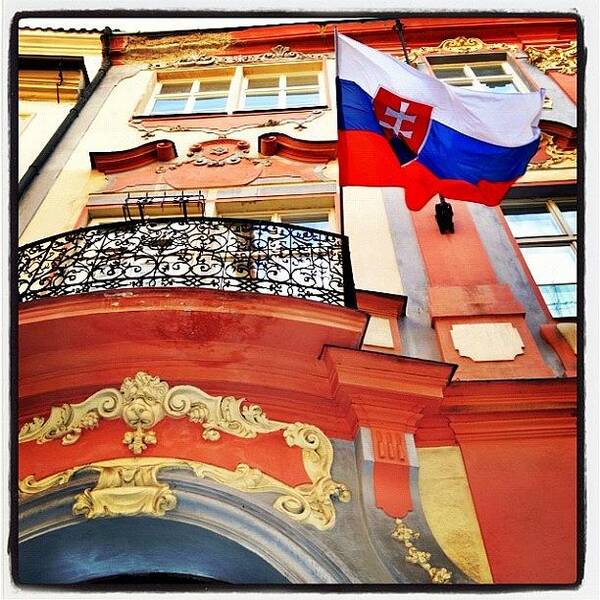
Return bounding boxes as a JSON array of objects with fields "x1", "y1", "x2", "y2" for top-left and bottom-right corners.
[
  {"x1": 145, "y1": 77, "x2": 233, "y2": 115},
  {"x1": 144, "y1": 64, "x2": 326, "y2": 116},
  {"x1": 427, "y1": 56, "x2": 531, "y2": 93},
  {"x1": 217, "y1": 207, "x2": 337, "y2": 233},
  {"x1": 239, "y1": 71, "x2": 324, "y2": 111},
  {"x1": 502, "y1": 198, "x2": 577, "y2": 318}
]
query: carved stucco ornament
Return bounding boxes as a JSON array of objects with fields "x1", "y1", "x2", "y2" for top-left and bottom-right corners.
[
  {"x1": 407, "y1": 37, "x2": 520, "y2": 63},
  {"x1": 19, "y1": 373, "x2": 351, "y2": 530},
  {"x1": 148, "y1": 44, "x2": 330, "y2": 71},
  {"x1": 524, "y1": 41, "x2": 577, "y2": 75},
  {"x1": 529, "y1": 132, "x2": 577, "y2": 170},
  {"x1": 392, "y1": 519, "x2": 453, "y2": 584},
  {"x1": 129, "y1": 108, "x2": 326, "y2": 139}
]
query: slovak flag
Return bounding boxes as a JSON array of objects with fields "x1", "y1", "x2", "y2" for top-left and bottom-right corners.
[{"x1": 336, "y1": 32, "x2": 544, "y2": 210}]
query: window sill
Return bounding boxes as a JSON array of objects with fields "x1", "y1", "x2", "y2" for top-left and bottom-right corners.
[{"x1": 132, "y1": 105, "x2": 329, "y2": 121}]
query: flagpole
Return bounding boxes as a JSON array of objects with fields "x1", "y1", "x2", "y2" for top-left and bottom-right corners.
[
  {"x1": 334, "y1": 26, "x2": 345, "y2": 237},
  {"x1": 393, "y1": 19, "x2": 413, "y2": 67}
]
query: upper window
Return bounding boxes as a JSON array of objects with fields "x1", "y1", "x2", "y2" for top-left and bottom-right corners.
[
  {"x1": 427, "y1": 55, "x2": 531, "y2": 94},
  {"x1": 150, "y1": 77, "x2": 232, "y2": 115},
  {"x1": 146, "y1": 64, "x2": 325, "y2": 116},
  {"x1": 241, "y1": 72, "x2": 321, "y2": 110},
  {"x1": 502, "y1": 199, "x2": 577, "y2": 318}
]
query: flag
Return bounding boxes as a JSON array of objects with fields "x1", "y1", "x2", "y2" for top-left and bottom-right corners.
[{"x1": 336, "y1": 32, "x2": 544, "y2": 210}]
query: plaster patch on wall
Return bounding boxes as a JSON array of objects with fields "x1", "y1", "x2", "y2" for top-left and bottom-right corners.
[{"x1": 450, "y1": 323, "x2": 524, "y2": 362}]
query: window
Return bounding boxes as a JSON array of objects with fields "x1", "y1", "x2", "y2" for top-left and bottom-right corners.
[
  {"x1": 149, "y1": 77, "x2": 232, "y2": 115},
  {"x1": 427, "y1": 55, "x2": 531, "y2": 94},
  {"x1": 217, "y1": 208, "x2": 336, "y2": 233},
  {"x1": 502, "y1": 199, "x2": 577, "y2": 318},
  {"x1": 145, "y1": 63, "x2": 325, "y2": 116},
  {"x1": 241, "y1": 72, "x2": 321, "y2": 110}
]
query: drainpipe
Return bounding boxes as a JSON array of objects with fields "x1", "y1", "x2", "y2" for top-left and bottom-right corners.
[{"x1": 17, "y1": 26, "x2": 113, "y2": 199}]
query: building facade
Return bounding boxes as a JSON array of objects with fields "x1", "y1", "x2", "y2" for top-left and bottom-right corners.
[{"x1": 15, "y1": 17, "x2": 579, "y2": 586}]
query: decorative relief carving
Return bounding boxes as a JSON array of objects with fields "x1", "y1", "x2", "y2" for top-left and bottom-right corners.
[
  {"x1": 129, "y1": 109, "x2": 326, "y2": 138},
  {"x1": 524, "y1": 41, "x2": 577, "y2": 75},
  {"x1": 19, "y1": 372, "x2": 284, "y2": 454},
  {"x1": 408, "y1": 37, "x2": 520, "y2": 63},
  {"x1": 19, "y1": 374, "x2": 351, "y2": 530},
  {"x1": 392, "y1": 519, "x2": 453, "y2": 584},
  {"x1": 146, "y1": 44, "x2": 329, "y2": 70},
  {"x1": 450, "y1": 323, "x2": 525, "y2": 362},
  {"x1": 529, "y1": 132, "x2": 577, "y2": 170}
]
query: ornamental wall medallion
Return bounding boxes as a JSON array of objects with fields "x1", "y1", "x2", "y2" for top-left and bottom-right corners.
[
  {"x1": 19, "y1": 372, "x2": 351, "y2": 530},
  {"x1": 524, "y1": 41, "x2": 577, "y2": 75}
]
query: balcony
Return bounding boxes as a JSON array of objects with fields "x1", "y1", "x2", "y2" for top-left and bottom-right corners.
[{"x1": 18, "y1": 217, "x2": 356, "y2": 308}]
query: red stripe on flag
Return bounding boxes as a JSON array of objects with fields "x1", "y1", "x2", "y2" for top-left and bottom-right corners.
[{"x1": 338, "y1": 130, "x2": 517, "y2": 211}]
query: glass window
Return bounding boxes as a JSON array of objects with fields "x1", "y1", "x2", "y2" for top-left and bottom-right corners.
[
  {"x1": 280, "y1": 216, "x2": 331, "y2": 231},
  {"x1": 151, "y1": 98, "x2": 188, "y2": 114},
  {"x1": 242, "y1": 72, "x2": 321, "y2": 110},
  {"x1": 504, "y1": 210, "x2": 562, "y2": 238},
  {"x1": 149, "y1": 77, "x2": 231, "y2": 115},
  {"x1": 520, "y1": 246, "x2": 576, "y2": 285},
  {"x1": 429, "y1": 57, "x2": 530, "y2": 94},
  {"x1": 146, "y1": 66, "x2": 323, "y2": 116},
  {"x1": 502, "y1": 199, "x2": 577, "y2": 318}
]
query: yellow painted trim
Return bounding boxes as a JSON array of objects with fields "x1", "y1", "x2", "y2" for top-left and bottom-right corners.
[
  {"x1": 19, "y1": 30, "x2": 103, "y2": 57},
  {"x1": 418, "y1": 446, "x2": 493, "y2": 583}
]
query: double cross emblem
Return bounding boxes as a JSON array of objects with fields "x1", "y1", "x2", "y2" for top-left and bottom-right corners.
[{"x1": 379, "y1": 102, "x2": 417, "y2": 140}]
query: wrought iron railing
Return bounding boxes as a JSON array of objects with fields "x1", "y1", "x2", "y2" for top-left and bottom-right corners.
[{"x1": 18, "y1": 217, "x2": 356, "y2": 308}]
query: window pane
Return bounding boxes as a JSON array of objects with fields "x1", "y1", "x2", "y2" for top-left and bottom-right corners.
[
  {"x1": 539, "y1": 283, "x2": 577, "y2": 318},
  {"x1": 521, "y1": 246, "x2": 576, "y2": 285},
  {"x1": 247, "y1": 77, "x2": 279, "y2": 90},
  {"x1": 286, "y1": 91, "x2": 320, "y2": 108},
  {"x1": 244, "y1": 93, "x2": 278, "y2": 109},
  {"x1": 281, "y1": 217, "x2": 330, "y2": 231},
  {"x1": 562, "y1": 210, "x2": 577, "y2": 233},
  {"x1": 192, "y1": 96, "x2": 227, "y2": 112},
  {"x1": 470, "y1": 64, "x2": 506, "y2": 77},
  {"x1": 159, "y1": 82, "x2": 192, "y2": 94},
  {"x1": 287, "y1": 74, "x2": 319, "y2": 87},
  {"x1": 481, "y1": 80, "x2": 518, "y2": 93},
  {"x1": 151, "y1": 98, "x2": 187, "y2": 114},
  {"x1": 433, "y1": 67, "x2": 467, "y2": 79},
  {"x1": 504, "y1": 210, "x2": 562, "y2": 237},
  {"x1": 198, "y1": 79, "x2": 230, "y2": 92}
]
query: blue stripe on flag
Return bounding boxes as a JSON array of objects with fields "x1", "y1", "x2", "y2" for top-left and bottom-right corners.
[
  {"x1": 418, "y1": 121, "x2": 540, "y2": 184},
  {"x1": 337, "y1": 78, "x2": 382, "y2": 134}
]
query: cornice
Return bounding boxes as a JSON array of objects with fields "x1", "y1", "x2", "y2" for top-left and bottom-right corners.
[
  {"x1": 448, "y1": 413, "x2": 577, "y2": 442},
  {"x1": 442, "y1": 378, "x2": 577, "y2": 414}
]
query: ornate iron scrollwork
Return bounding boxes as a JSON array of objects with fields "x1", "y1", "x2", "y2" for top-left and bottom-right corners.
[{"x1": 18, "y1": 217, "x2": 355, "y2": 307}]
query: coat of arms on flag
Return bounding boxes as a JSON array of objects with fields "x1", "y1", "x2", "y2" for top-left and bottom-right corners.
[{"x1": 336, "y1": 32, "x2": 544, "y2": 210}]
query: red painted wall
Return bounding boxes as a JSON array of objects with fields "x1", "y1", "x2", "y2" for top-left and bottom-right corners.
[{"x1": 455, "y1": 428, "x2": 577, "y2": 583}]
